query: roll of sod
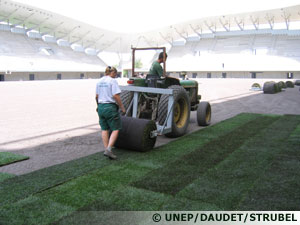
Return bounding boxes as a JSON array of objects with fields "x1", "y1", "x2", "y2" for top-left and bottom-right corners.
[
  {"x1": 252, "y1": 83, "x2": 261, "y2": 88},
  {"x1": 282, "y1": 81, "x2": 287, "y2": 88},
  {"x1": 251, "y1": 83, "x2": 261, "y2": 90},
  {"x1": 263, "y1": 81, "x2": 280, "y2": 94},
  {"x1": 278, "y1": 81, "x2": 286, "y2": 89},
  {"x1": 275, "y1": 82, "x2": 282, "y2": 92},
  {"x1": 114, "y1": 116, "x2": 157, "y2": 151},
  {"x1": 285, "y1": 81, "x2": 295, "y2": 88}
]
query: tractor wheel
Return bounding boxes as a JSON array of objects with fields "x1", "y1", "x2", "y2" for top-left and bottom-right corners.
[
  {"x1": 114, "y1": 116, "x2": 157, "y2": 151},
  {"x1": 120, "y1": 90, "x2": 133, "y2": 114},
  {"x1": 197, "y1": 101, "x2": 211, "y2": 126},
  {"x1": 158, "y1": 85, "x2": 190, "y2": 137}
]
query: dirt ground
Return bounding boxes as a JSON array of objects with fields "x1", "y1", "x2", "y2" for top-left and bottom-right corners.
[{"x1": 1, "y1": 78, "x2": 299, "y2": 175}]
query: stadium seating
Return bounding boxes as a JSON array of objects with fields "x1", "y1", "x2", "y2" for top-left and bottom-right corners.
[
  {"x1": 0, "y1": 30, "x2": 106, "y2": 72},
  {"x1": 166, "y1": 33, "x2": 300, "y2": 72}
]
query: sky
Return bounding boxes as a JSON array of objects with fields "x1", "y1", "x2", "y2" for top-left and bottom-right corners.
[{"x1": 14, "y1": 0, "x2": 300, "y2": 33}]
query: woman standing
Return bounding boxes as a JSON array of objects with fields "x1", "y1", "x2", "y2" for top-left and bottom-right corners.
[{"x1": 96, "y1": 66, "x2": 125, "y2": 159}]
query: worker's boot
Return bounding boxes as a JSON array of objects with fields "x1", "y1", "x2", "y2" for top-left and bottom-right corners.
[{"x1": 104, "y1": 150, "x2": 117, "y2": 160}]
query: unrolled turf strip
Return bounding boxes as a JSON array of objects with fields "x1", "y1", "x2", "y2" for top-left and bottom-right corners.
[
  {"x1": 0, "y1": 152, "x2": 29, "y2": 167},
  {"x1": 132, "y1": 115, "x2": 279, "y2": 195},
  {"x1": 238, "y1": 117, "x2": 300, "y2": 210},
  {"x1": 177, "y1": 115, "x2": 300, "y2": 210}
]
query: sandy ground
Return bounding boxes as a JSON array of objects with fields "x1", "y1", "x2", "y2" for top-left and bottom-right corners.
[{"x1": 0, "y1": 78, "x2": 299, "y2": 175}]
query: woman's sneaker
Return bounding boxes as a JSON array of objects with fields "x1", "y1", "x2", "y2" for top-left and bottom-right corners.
[{"x1": 103, "y1": 150, "x2": 117, "y2": 159}]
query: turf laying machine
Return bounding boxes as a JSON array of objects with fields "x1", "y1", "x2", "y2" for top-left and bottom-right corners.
[{"x1": 115, "y1": 47, "x2": 211, "y2": 151}]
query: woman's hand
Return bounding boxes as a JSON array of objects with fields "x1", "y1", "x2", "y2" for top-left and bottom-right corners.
[{"x1": 121, "y1": 106, "x2": 126, "y2": 115}]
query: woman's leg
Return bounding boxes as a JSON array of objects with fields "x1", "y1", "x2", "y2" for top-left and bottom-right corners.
[{"x1": 108, "y1": 130, "x2": 119, "y2": 149}]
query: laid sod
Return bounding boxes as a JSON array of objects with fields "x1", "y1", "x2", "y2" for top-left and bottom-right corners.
[
  {"x1": 238, "y1": 121, "x2": 300, "y2": 210},
  {"x1": 0, "y1": 149, "x2": 135, "y2": 206},
  {"x1": 0, "y1": 152, "x2": 29, "y2": 167},
  {"x1": 132, "y1": 116, "x2": 278, "y2": 195},
  {"x1": 0, "y1": 113, "x2": 300, "y2": 225},
  {"x1": 53, "y1": 187, "x2": 220, "y2": 225},
  {"x1": 0, "y1": 173, "x2": 15, "y2": 183},
  {"x1": 177, "y1": 115, "x2": 300, "y2": 210}
]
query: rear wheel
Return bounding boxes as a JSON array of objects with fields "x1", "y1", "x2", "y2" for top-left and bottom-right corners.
[
  {"x1": 158, "y1": 85, "x2": 190, "y2": 137},
  {"x1": 120, "y1": 90, "x2": 133, "y2": 114},
  {"x1": 197, "y1": 101, "x2": 211, "y2": 126}
]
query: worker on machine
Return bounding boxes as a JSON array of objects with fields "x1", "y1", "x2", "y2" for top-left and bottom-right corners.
[{"x1": 149, "y1": 52, "x2": 168, "y2": 78}]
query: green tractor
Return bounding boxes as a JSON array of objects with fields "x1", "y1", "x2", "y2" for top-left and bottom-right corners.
[{"x1": 115, "y1": 47, "x2": 211, "y2": 151}]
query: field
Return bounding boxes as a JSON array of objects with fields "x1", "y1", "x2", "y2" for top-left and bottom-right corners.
[{"x1": 0, "y1": 113, "x2": 299, "y2": 225}]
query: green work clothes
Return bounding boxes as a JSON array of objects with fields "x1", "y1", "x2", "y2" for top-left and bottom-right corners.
[
  {"x1": 97, "y1": 103, "x2": 121, "y2": 131},
  {"x1": 96, "y1": 76, "x2": 122, "y2": 131},
  {"x1": 149, "y1": 61, "x2": 163, "y2": 77}
]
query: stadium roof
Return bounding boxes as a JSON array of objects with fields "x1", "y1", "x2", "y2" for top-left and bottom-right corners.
[
  {"x1": 1, "y1": 0, "x2": 300, "y2": 53},
  {"x1": 10, "y1": 0, "x2": 300, "y2": 33}
]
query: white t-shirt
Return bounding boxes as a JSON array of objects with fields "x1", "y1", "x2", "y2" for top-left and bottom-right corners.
[{"x1": 96, "y1": 76, "x2": 121, "y2": 103}]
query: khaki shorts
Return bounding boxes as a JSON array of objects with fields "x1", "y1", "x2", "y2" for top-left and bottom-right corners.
[{"x1": 98, "y1": 103, "x2": 121, "y2": 131}]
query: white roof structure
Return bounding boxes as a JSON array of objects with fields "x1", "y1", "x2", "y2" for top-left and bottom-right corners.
[{"x1": 1, "y1": 0, "x2": 300, "y2": 53}]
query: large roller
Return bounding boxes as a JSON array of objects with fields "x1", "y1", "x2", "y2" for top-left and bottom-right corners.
[{"x1": 114, "y1": 116, "x2": 157, "y2": 151}]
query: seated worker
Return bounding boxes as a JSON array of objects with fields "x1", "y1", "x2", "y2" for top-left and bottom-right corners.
[{"x1": 149, "y1": 52, "x2": 168, "y2": 78}]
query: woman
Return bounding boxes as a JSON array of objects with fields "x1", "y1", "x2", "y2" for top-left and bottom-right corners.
[{"x1": 95, "y1": 66, "x2": 125, "y2": 159}]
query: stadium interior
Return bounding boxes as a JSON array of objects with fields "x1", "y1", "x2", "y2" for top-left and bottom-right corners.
[{"x1": 1, "y1": 1, "x2": 300, "y2": 218}]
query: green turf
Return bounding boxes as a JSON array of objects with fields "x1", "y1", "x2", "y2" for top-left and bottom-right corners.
[
  {"x1": 0, "y1": 149, "x2": 135, "y2": 206},
  {"x1": 177, "y1": 115, "x2": 300, "y2": 210},
  {"x1": 0, "y1": 152, "x2": 29, "y2": 167},
  {"x1": 132, "y1": 115, "x2": 279, "y2": 195},
  {"x1": 52, "y1": 186, "x2": 220, "y2": 225},
  {"x1": 0, "y1": 162, "x2": 151, "y2": 225},
  {"x1": 0, "y1": 113, "x2": 299, "y2": 225},
  {"x1": 0, "y1": 173, "x2": 15, "y2": 182},
  {"x1": 238, "y1": 120, "x2": 300, "y2": 210},
  {"x1": 0, "y1": 196, "x2": 75, "y2": 225}
]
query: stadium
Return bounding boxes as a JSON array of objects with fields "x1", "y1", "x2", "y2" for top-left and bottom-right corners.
[
  {"x1": 0, "y1": 0, "x2": 300, "y2": 224},
  {"x1": 0, "y1": 0, "x2": 300, "y2": 80}
]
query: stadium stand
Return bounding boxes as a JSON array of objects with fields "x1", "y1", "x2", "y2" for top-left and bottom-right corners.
[
  {"x1": 0, "y1": 30, "x2": 106, "y2": 66},
  {"x1": 0, "y1": 30, "x2": 107, "y2": 81},
  {"x1": 0, "y1": 0, "x2": 300, "y2": 80},
  {"x1": 166, "y1": 33, "x2": 300, "y2": 75}
]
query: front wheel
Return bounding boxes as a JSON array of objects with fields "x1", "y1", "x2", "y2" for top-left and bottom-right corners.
[{"x1": 197, "y1": 101, "x2": 211, "y2": 126}]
